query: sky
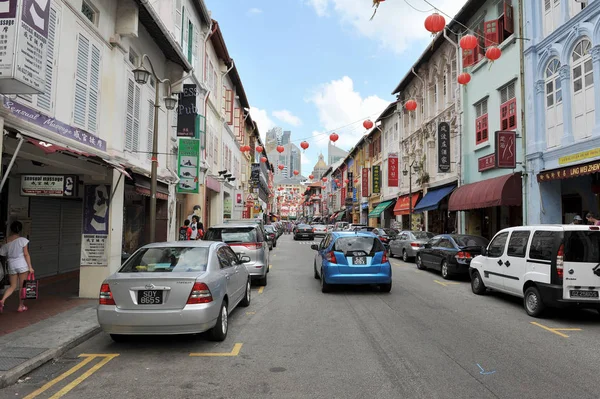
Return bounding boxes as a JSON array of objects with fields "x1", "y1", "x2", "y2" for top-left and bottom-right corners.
[{"x1": 205, "y1": 0, "x2": 467, "y2": 174}]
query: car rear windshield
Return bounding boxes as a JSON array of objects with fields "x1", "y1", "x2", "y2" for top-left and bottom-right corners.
[
  {"x1": 333, "y1": 237, "x2": 385, "y2": 256},
  {"x1": 413, "y1": 232, "x2": 434, "y2": 240},
  {"x1": 120, "y1": 247, "x2": 209, "y2": 273},
  {"x1": 204, "y1": 227, "x2": 257, "y2": 244},
  {"x1": 453, "y1": 235, "x2": 489, "y2": 247},
  {"x1": 564, "y1": 231, "x2": 600, "y2": 262}
]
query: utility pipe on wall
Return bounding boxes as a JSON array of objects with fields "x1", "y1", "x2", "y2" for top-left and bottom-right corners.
[{"x1": 518, "y1": 0, "x2": 528, "y2": 225}]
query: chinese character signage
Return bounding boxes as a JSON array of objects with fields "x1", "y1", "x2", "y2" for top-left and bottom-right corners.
[
  {"x1": 388, "y1": 153, "x2": 399, "y2": 187},
  {"x1": 177, "y1": 84, "x2": 199, "y2": 137},
  {"x1": 438, "y1": 122, "x2": 451, "y2": 173},
  {"x1": 177, "y1": 138, "x2": 200, "y2": 194},
  {"x1": 362, "y1": 168, "x2": 369, "y2": 197},
  {"x1": 341, "y1": 187, "x2": 346, "y2": 207},
  {"x1": 495, "y1": 130, "x2": 516, "y2": 168},
  {"x1": 372, "y1": 165, "x2": 381, "y2": 194},
  {"x1": 537, "y1": 160, "x2": 600, "y2": 182},
  {"x1": 348, "y1": 172, "x2": 353, "y2": 190},
  {"x1": 353, "y1": 188, "x2": 357, "y2": 202},
  {"x1": 0, "y1": 0, "x2": 18, "y2": 80},
  {"x1": 81, "y1": 185, "x2": 110, "y2": 266},
  {"x1": 478, "y1": 154, "x2": 496, "y2": 172},
  {"x1": 20, "y1": 174, "x2": 77, "y2": 197}
]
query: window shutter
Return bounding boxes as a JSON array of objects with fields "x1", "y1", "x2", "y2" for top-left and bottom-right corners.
[
  {"x1": 37, "y1": 7, "x2": 58, "y2": 112},
  {"x1": 222, "y1": 85, "x2": 226, "y2": 115},
  {"x1": 133, "y1": 84, "x2": 141, "y2": 152},
  {"x1": 500, "y1": 101, "x2": 509, "y2": 130},
  {"x1": 87, "y1": 43, "x2": 100, "y2": 133},
  {"x1": 463, "y1": 49, "x2": 474, "y2": 67},
  {"x1": 484, "y1": 20, "x2": 499, "y2": 48},
  {"x1": 181, "y1": 7, "x2": 188, "y2": 53},
  {"x1": 507, "y1": 98, "x2": 517, "y2": 130},
  {"x1": 226, "y1": 89, "x2": 233, "y2": 124},
  {"x1": 192, "y1": 26, "x2": 199, "y2": 64},
  {"x1": 147, "y1": 99, "x2": 154, "y2": 159},
  {"x1": 187, "y1": 22, "x2": 193, "y2": 62},
  {"x1": 73, "y1": 34, "x2": 89, "y2": 128},
  {"x1": 238, "y1": 107, "x2": 244, "y2": 138},
  {"x1": 125, "y1": 79, "x2": 134, "y2": 151},
  {"x1": 504, "y1": 2, "x2": 514, "y2": 34},
  {"x1": 233, "y1": 107, "x2": 240, "y2": 134},
  {"x1": 476, "y1": 114, "x2": 489, "y2": 144},
  {"x1": 198, "y1": 115, "x2": 206, "y2": 149},
  {"x1": 174, "y1": 0, "x2": 182, "y2": 43}
]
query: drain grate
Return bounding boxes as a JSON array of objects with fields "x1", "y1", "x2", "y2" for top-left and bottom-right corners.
[{"x1": 0, "y1": 347, "x2": 48, "y2": 371}]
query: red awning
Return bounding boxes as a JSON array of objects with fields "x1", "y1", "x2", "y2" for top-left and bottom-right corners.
[
  {"x1": 393, "y1": 193, "x2": 420, "y2": 215},
  {"x1": 448, "y1": 173, "x2": 522, "y2": 211}
]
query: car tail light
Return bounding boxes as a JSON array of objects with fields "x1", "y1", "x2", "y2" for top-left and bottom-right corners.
[
  {"x1": 456, "y1": 251, "x2": 472, "y2": 260},
  {"x1": 381, "y1": 251, "x2": 388, "y2": 263},
  {"x1": 313, "y1": 228, "x2": 316, "y2": 232},
  {"x1": 187, "y1": 282, "x2": 213, "y2": 304},
  {"x1": 231, "y1": 242, "x2": 262, "y2": 250},
  {"x1": 325, "y1": 251, "x2": 338, "y2": 264},
  {"x1": 590, "y1": 226, "x2": 599, "y2": 231},
  {"x1": 410, "y1": 242, "x2": 421, "y2": 248},
  {"x1": 557, "y1": 244, "x2": 564, "y2": 279},
  {"x1": 99, "y1": 283, "x2": 115, "y2": 305}
]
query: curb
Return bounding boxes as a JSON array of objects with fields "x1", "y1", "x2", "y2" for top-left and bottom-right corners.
[{"x1": 0, "y1": 325, "x2": 101, "y2": 389}]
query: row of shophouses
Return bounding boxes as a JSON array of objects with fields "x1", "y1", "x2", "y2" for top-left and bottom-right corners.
[
  {"x1": 306, "y1": 0, "x2": 600, "y2": 241},
  {"x1": 0, "y1": 0, "x2": 274, "y2": 297}
]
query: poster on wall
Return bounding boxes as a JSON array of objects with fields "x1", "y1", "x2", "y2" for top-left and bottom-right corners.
[
  {"x1": 177, "y1": 84, "x2": 199, "y2": 137},
  {"x1": 388, "y1": 153, "x2": 398, "y2": 187},
  {"x1": 372, "y1": 165, "x2": 381, "y2": 194},
  {"x1": 362, "y1": 168, "x2": 369, "y2": 197},
  {"x1": 438, "y1": 122, "x2": 451, "y2": 173},
  {"x1": 80, "y1": 185, "x2": 110, "y2": 266},
  {"x1": 177, "y1": 138, "x2": 200, "y2": 194}
]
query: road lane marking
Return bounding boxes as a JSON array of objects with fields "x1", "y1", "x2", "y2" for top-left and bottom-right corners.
[
  {"x1": 189, "y1": 343, "x2": 243, "y2": 357},
  {"x1": 530, "y1": 322, "x2": 582, "y2": 338},
  {"x1": 258, "y1": 286, "x2": 265, "y2": 294},
  {"x1": 246, "y1": 311, "x2": 256, "y2": 315},
  {"x1": 269, "y1": 264, "x2": 272, "y2": 270},
  {"x1": 477, "y1": 363, "x2": 496, "y2": 375},
  {"x1": 23, "y1": 354, "x2": 119, "y2": 399},
  {"x1": 433, "y1": 279, "x2": 460, "y2": 287}
]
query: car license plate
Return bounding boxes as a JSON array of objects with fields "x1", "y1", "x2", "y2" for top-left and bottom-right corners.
[
  {"x1": 570, "y1": 290, "x2": 599, "y2": 298},
  {"x1": 353, "y1": 256, "x2": 366, "y2": 265},
  {"x1": 138, "y1": 290, "x2": 163, "y2": 305}
]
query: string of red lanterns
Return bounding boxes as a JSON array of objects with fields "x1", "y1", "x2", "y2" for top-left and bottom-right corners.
[{"x1": 256, "y1": 145, "x2": 263, "y2": 153}]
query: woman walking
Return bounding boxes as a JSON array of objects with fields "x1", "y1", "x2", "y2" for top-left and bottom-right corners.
[{"x1": 0, "y1": 221, "x2": 34, "y2": 313}]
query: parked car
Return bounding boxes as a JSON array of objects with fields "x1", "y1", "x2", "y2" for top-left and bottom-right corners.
[
  {"x1": 416, "y1": 234, "x2": 488, "y2": 279},
  {"x1": 265, "y1": 225, "x2": 277, "y2": 249},
  {"x1": 312, "y1": 224, "x2": 328, "y2": 237},
  {"x1": 334, "y1": 222, "x2": 349, "y2": 231},
  {"x1": 97, "y1": 241, "x2": 251, "y2": 342},
  {"x1": 390, "y1": 231, "x2": 435, "y2": 262},
  {"x1": 224, "y1": 219, "x2": 267, "y2": 237},
  {"x1": 204, "y1": 224, "x2": 269, "y2": 286},
  {"x1": 311, "y1": 232, "x2": 392, "y2": 293},
  {"x1": 294, "y1": 224, "x2": 315, "y2": 240},
  {"x1": 346, "y1": 224, "x2": 367, "y2": 231},
  {"x1": 273, "y1": 222, "x2": 284, "y2": 238},
  {"x1": 469, "y1": 225, "x2": 600, "y2": 317}
]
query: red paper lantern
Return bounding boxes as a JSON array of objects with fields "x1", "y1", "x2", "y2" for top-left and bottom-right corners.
[
  {"x1": 486, "y1": 46, "x2": 502, "y2": 61},
  {"x1": 344, "y1": 179, "x2": 349, "y2": 184},
  {"x1": 278, "y1": 164, "x2": 285, "y2": 170},
  {"x1": 309, "y1": 174, "x2": 314, "y2": 180},
  {"x1": 293, "y1": 170, "x2": 299, "y2": 176},
  {"x1": 276, "y1": 145, "x2": 285, "y2": 153},
  {"x1": 300, "y1": 141, "x2": 309, "y2": 150},
  {"x1": 354, "y1": 179, "x2": 359, "y2": 184},
  {"x1": 335, "y1": 179, "x2": 340, "y2": 184},
  {"x1": 405, "y1": 100, "x2": 418, "y2": 111},
  {"x1": 322, "y1": 177, "x2": 328, "y2": 182},
  {"x1": 424, "y1": 12, "x2": 445, "y2": 35},
  {"x1": 363, "y1": 120, "x2": 374, "y2": 130},
  {"x1": 260, "y1": 156, "x2": 267, "y2": 163},
  {"x1": 329, "y1": 133, "x2": 339, "y2": 143},
  {"x1": 457, "y1": 72, "x2": 471, "y2": 85},
  {"x1": 460, "y1": 34, "x2": 478, "y2": 50},
  {"x1": 256, "y1": 145, "x2": 263, "y2": 153},
  {"x1": 321, "y1": 185, "x2": 326, "y2": 189}
]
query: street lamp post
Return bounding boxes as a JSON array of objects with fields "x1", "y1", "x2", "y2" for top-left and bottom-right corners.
[
  {"x1": 403, "y1": 159, "x2": 420, "y2": 230},
  {"x1": 132, "y1": 55, "x2": 179, "y2": 243}
]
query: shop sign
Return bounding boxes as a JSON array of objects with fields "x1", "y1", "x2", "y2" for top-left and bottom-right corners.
[
  {"x1": 559, "y1": 148, "x2": 600, "y2": 165},
  {"x1": 388, "y1": 153, "x2": 399, "y2": 186},
  {"x1": 80, "y1": 185, "x2": 110, "y2": 266},
  {"x1": 348, "y1": 172, "x2": 353, "y2": 190},
  {"x1": 495, "y1": 130, "x2": 516, "y2": 168},
  {"x1": 235, "y1": 191, "x2": 244, "y2": 209},
  {"x1": 250, "y1": 163, "x2": 260, "y2": 184},
  {"x1": 438, "y1": 122, "x2": 451, "y2": 173},
  {"x1": 362, "y1": 168, "x2": 369, "y2": 197},
  {"x1": 352, "y1": 188, "x2": 357, "y2": 202},
  {"x1": 478, "y1": 154, "x2": 496, "y2": 172},
  {"x1": 223, "y1": 197, "x2": 232, "y2": 219},
  {"x1": 177, "y1": 84, "x2": 199, "y2": 137},
  {"x1": 0, "y1": 0, "x2": 50, "y2": 94},
  {"x1": 177, "y1": 138, "x2": 200, "y2": 194},
  {"x1": 341, "y1": 187, "x2": 346, "y2": 207},
  {"x1": 537, "y1": 160, "x2": 600, "y2": 182},
  {"x1": 1, "y1": 96, "x2": 106, "y2": 151},
  {"x1": 372, "y1": 165, "x2": 381, "y2": 194},
  {"x1": 20, "y1": 174, "x2": 77, "y2": 196}
]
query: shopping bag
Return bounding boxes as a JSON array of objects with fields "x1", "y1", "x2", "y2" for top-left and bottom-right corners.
[{"x1": 20, "y1": 273, "x2": 38, "y2": 300}]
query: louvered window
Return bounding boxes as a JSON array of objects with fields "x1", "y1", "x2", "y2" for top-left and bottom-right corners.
[
  {"x1": 499, "y1": 82, "x2": 517, "y2": 131},
  {"x1": 174, "y1": 0, "x2": 182, "y2": 44},
  {"x1": 73, "y1": 33, "x2": 101, "y2": 133},
  {"x1": 147, "y1": 100, "x2": 154, "y2": 159},
  {"x1": 475, "y1": 99, "x2": 489, "y2": 144},
  {"x1": 125, "y1": 78, "x2": 141, "y2": 153}
]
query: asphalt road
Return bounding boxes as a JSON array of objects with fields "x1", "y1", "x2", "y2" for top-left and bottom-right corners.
[{"x1": 2, "y1": 234, "x2": 600, "y2": 399}]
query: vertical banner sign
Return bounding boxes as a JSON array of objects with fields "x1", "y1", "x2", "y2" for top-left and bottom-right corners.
[
  {"x1": 362, "y1": 168, "x2": 369, "y2": 197},
  {"x1": 438, "y1": 122, "x2": 451, "y2": 173},
  {"x1": 0, "y1": 0, "x2": 17, "y2": 79},
  {"x1": 341, "y1": 187, "x2": 346, "y2": 208},
  {"x1": 352, "y1": 188, "x2": 357, "y2": 202},
  {"x1": 372, "y1": 165, "x2": 381, "y2": 194},
  {"x1": 177, "y1": 84, "x2": 198, "y2": 137},
  {"x1": 388, "y1": 153, "x2": 399, "y2": 187},
  {"x1": 16, "y1": 0, "x2": 50, "y2": 92},
  {"x1": 177, "y1": 138, "x2": 200, "y2": 194},
  {"x1": 495, "y1": 130, "x2": 516, "y2": 168},
  {"x1": 348, "y1": 172, "x2": 353, "y2": 190},
  {"x1": 80, "y1": 185, "x2": 110, "y2": 266}
]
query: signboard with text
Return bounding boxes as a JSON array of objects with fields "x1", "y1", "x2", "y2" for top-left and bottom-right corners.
[
  {"x1": 20, "y1": 174, "x2": 77, "y2": 197},
  {"x1": 478, "y1": 154, "x2": 496, "y2": 172},
  {"x1": 538, "y1": 160, "x2": 600, "y2": 182},
  {"x1": 362, "y1": 168, "x2": 369, "y2": 197},
  {"x1": 348, "y1": 172, "x2": 353, "y2": 190},
  {"x1": 388, "y1": 153, "x2": 398, "y2": 187},
  {"x1": 372, "y1": 165, "x2": 381, "y2": 194},
  {"x1": 495, "y1": 130, "x2": 516, "y2": 168},
  {"x1": 438, "y1": 122, "x2": 451, "y2": 173},
  {"x1": 176, "y1": 138, "x2": 200, "y2": 194},
  {"x1": 177, "y1": 84, "x2": 199, "y2": 137},
  {"x1": 80, "y1": 185, "x2": 110, "y2": 266}
]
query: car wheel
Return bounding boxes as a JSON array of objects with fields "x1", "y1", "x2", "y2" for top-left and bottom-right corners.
[
  {"x1": 110, "y1": 334, "x2": 130, "y2": 343},
  {"x1": 441, "y1": 260, "x2": 451, "y2": 280},
  {"x1": 471, "y1": 271, "x2": 486, "y2": 295},
  {"x1": 209, "y1": 301, "x2": 228, "y2": 341},
  {"x1": 320, "y1": 269, "x2": 331, "y2": 293},
  {"x1": 240, "y1": 279, "x2": 251, "y2": 307},
  {"x1": 402, "y1": 250, "x2": 408, "y2": 263},
  {"x1": 380, "y1": 282, "x2": 392, "y2": 293},
  {"x1": 314, "y1": 262, "x2": 319, "y2": 279},
  {"x1": 416, "y1": 254, "x2": 425, "y2": 270},
  {"x1": 258, "y1": 272, "x2": 268, "y2": 286},
  {"x1": 524, "y1": 286, "x2": 546, "y2": 318}
]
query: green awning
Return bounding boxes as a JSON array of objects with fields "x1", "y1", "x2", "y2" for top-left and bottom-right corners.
[
  {"x1": 368, "y1": 200, "x2": 395, "y2": 218},
  {"x1": 336, "y1": 212, "x2": 344, "y2": 221}
]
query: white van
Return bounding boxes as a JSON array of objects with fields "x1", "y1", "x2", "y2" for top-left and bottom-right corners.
[{"x1": 469, "y1": 225, "x2": 600, "y2": 317}]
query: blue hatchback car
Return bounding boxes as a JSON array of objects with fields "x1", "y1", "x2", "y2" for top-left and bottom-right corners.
[{"x1": 311, "y1": 232, "x2": 392, "y2": 293}]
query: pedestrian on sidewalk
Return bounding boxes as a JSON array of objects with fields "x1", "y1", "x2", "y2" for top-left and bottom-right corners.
[
  {"x1": 571, "y1": 215, "x2": 583, "y2": 225},
  {"x1": 0, "y1": 221, "x2": 34, "y2": 313},
  {"x1": 586, "y1": 213, "x2": 600, "y2": 226},
  {"x1": 178, "y1": 220, "x2": 193, "y2": 241}
]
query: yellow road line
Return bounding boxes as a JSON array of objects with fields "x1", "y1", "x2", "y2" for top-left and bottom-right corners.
[
  {"x1": 531, "y1": 322, "x2": 581, "y2": 338},
  {"x1": 269, "y1": 264, "x2": 272, "y2": 270},
  {"x1": 258, "y1": 286, "x2": 265, "y2": 294},
  {"x1": 190, "y1": 343, "x2": 243, "y2": 357},
  {"x1": 49, "y1": 355, "x2": 119, "y2": 399},
  {"x1": 23, "y1": 354, "x2": 118, "y2": 399},
  {"x1": 246, "y1": 311, "x2": 256, "y2": 315},
  {"x1": 433, "y1": 279, "x2": 460, "y2": 287}
]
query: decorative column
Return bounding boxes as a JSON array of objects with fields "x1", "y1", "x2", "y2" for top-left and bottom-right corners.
[
  {"x1": 534, "y1": 80, "x2": 546, "y2": 152},
  {"x1": 558, "y1": 65, "x2": 574, "y2": 146},
  {"x1": 590, "y1": 45, "x2": 600, "y2": 135}
]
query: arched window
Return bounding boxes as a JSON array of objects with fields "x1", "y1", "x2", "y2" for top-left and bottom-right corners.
[
  {"x1": 545, "y1": 58, "x2": 563, "y2": 148},
  {"x1": 543, "y1": 0, "x2": 561, "y2": 37},
  {"x1": 571, "y1": 39, "x2": 594, "y2": 140}
]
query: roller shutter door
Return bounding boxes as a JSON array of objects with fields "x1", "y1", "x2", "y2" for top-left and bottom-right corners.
[{"x1": 58, "y1": 200, "x2": 82, "y2": 273}]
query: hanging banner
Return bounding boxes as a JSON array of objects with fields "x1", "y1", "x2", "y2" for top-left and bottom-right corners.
[
  {"x1": 80, "y1": 185, "x2": 110, "y2": 266},
  {"x1": 362, "y1": 168, "x2": 369, "y2": 197},
  {"x1": 372, "y1": 165, "x2": 381, "y2": 194},
  {"x1": 341, "y1": 187, "x2": 346, "y2": 207},
  {"x1": 348, "y1": 172, "x2": 353, "y2": 190},
  {"x1": 495, "y1": 130, "x2": 516, "y2": 168},
  {"x1": 388, "y1": 153, "x2": 399, "y2": 187},
  {"x1": 438, "y1": 122, "x2": 451, "y2": 173},
  {"x1": 177, "y1": 138, "x2": 200, "y2": 194},
  {"x1": 177, "y1": 84, "x2": 199, "y2": 137}
]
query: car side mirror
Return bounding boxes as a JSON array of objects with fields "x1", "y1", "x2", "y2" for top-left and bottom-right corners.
[
  {"x1": 481, "y1": 246, "x2": 488, "y2": 257},
  {"x1": 311, "y1": 244, "x2": 319, "y2": 250},
  {"x1": 424, "y1": 243, "x2": 431, "y2": 248},
  {"x1": 239, "y1": 255, "x2": 251, "y2": 263},
  {"x1": 121, "y1": 252, "x2": 131, "y2": 263}
]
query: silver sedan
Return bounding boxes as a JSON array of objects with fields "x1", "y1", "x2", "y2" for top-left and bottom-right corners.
[
  {"x1": 97, "y1": 241, "x2": 251, "y2": 342},
  {"x1": 389, "y1": 231, "x2": 435, "y2": 262}
]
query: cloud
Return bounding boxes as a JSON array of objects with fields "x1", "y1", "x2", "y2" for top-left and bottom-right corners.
[
  {"x1": 248, "y1": 8, "x2": 263, "y2": 15},
  {"x1": 250, "y1": 107, "x2": 275, "y2": 141},
  {"x1": 273, "y1": 109, "x2": 302, "y2": 127},
  {"x1": 307, "y1": 76, "x2": 389, "y2": 150},
  {"x1": 301, "y1": 155, "x2": 313, "y2": 165},
  {"x1": 305, "y1": 0, "x2": 466, "y2": 55}
]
